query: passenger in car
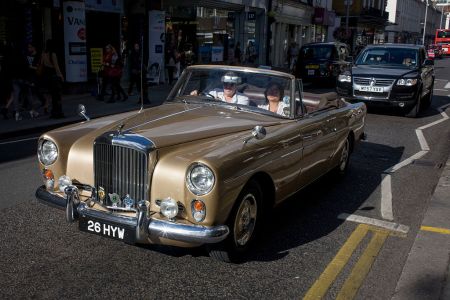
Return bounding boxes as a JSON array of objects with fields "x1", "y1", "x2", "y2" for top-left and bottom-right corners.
[
  {"x1": 258, "y1": 82, "x2": 289, "y2": 116},
  {"x1": 190, "y1": 71, "x2": 249, "y2": 105}
]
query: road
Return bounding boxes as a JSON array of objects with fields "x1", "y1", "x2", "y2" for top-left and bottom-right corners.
[{"x1": 1, "y1": 59, "x2": 450, "y2": 299}]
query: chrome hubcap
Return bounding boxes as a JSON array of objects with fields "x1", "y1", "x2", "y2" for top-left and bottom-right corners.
[
  {"x1": 234, "y1": 193, "x2": 257, "y2": 246},
  {"x1": 340, "y1": 140, "x2": 349, "y2": 171}
]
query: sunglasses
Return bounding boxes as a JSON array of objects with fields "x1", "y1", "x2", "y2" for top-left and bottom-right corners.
[{"x1": 223, "y1": 82, "x2": 236, "y2": 88}]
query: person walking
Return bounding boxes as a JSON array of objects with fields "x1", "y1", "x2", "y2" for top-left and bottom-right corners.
[
  {"x1": 107, "y1": 46, "x2": 127, "y2": 103},
  {"x1": 165, "y1": 47, "x2": 177, "y2": 85},
  {"x1": 234, "y1": 42, "x2": 242, "y2": 64},
  {"x1": 40, "y1": 39, "x2": 65, "y2": 118},
  {"x1": 24, "y1": 43, "x2": 45, "y2": 117},
  {"x1": 128, "y1": 42, "x2": 143, "y2": 96}
]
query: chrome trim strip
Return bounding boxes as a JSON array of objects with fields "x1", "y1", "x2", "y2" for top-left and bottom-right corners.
[
  {"x1": 36, "y1": 186, "x2": 229, "y2": 245},
  {"x1": 147, "y1": 219, "x2": 229, "y2": 244}
]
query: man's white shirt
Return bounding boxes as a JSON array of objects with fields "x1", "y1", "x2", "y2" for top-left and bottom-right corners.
[{"x1": 209, "y1": 89, "x2": 249, "y2": 105}]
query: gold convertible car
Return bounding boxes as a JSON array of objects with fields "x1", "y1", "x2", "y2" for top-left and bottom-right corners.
[{"x1": 36, "y1": 65, "x2": 366, "y2": 262}]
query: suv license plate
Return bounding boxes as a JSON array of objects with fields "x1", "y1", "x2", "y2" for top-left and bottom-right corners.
[
  {"x1": 358, "y1": 86, "x2": 383, "y2": 93},
  {"x1": 79, "y1": 216, "x2": 136, "y2": 244}
]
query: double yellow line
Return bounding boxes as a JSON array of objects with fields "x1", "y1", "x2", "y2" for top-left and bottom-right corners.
[{"x1": 303, "y1": 224, "x2": 390, "y2": 300}]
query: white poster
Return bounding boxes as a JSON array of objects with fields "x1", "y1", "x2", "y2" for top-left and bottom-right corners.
[
  {"x1": 63, "y1": 1, "x2": 88, "y2": 82},
  {"x1": 148, "y1": 10, "x2": 165, "y2": 83}
]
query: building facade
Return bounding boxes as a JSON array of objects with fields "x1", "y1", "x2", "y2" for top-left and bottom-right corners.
[{"x1": 386, "y1": 0, "x2": 444, "y2": 45}]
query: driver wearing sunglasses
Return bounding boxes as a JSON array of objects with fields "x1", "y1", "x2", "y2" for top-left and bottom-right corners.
[{"x1": 190, "y1": 71, "x2": 249, "y2": 105}]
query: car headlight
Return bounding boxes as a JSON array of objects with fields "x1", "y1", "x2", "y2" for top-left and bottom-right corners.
[
  {"x1": 186, "y1": 163, "x2": 215, "y2": 196},
  {"x1": 338, "y1": 74, "x2": 352, "y2": 82},
  {"x1": 396, "y1": 78, "x2": 418, "y2": 86},
  {"x1": 38, "y1": 139, "x2": 58, "y2": 166}
]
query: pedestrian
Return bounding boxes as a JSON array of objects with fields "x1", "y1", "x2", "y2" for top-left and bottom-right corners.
[
  {"x1": 245, "y1": 41, "x2": 257, "y2": 64},
  {"x1": 107, "y1": 46, "x2": 127, "y2": 103},
  {"x1": 128, "y1": 42, "x2": 142, "y2": 96},
  {"x1": 40, "y1": 39, "x2": 65, "y2": 118},
  {"x1": 24, "y1": 43, "x2": 45, "y2": 117},
  {"x1": 234, "y1": 42, "x2": 242, "y2": 64},
  {"x1": 166, "y1": 47, "x2": 177, "y2": 85},
  {"x1": 97, "y1": 44, "x2": 114, "y2": 101}
]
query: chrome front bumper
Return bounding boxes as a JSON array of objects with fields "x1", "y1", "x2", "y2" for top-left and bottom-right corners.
[{"x1": 35, "y1": 185, "x2": 229, "y2": 245}]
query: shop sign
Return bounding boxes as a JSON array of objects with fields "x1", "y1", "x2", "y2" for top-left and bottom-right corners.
[
  {"x1": 247, "y1": 12, "x2": 256, "y2": 21},
  {"x1": 85, "y1": 0, "x2": 123, "y2": 14},
  {"x1": 63, "y1": 1, "x2": 88, "y2": 82},
  {"x1": 148, "y1": 10, "x2": 165, "y2": 83},
  {"x1": 90, "y1": 48, "x2": 103, "y2": 73}
]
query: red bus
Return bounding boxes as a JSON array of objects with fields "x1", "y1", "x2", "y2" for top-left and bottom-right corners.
[{"x1": 435, "y1": 29, "x2": 450, "y2": 55}]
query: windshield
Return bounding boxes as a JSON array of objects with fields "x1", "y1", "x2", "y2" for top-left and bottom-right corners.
[
  {"x1": 355, "y1": 48, "x2": 418, "y2": 67},
  {"x1": 437, "y1": 30, "x2": 450, "y2": 38},
  {"x1": 167, "y1": 68, "x2": 293, "y2": 118},
  {"x1": 299, "y1": 45, "x2": 335, "y2": 60}
]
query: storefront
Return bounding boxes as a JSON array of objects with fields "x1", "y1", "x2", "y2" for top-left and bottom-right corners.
[
  {"x1": 163, "y1": 0, "x2": 267, "y2": 66},
  {"x1": 270, "y1": 2, "x2": 314, "y2": 69}
]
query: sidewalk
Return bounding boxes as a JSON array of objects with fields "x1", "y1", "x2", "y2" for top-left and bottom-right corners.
[
  {"x1": 0, "y1": 83, "x2": 173, "y2": 140},
  {"x1": 392, "y1": 155, "x2": 450, "y2": 299}
]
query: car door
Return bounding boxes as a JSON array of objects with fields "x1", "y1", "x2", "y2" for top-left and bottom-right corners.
[{"x1": 295, "y1": 85, "x2": 338, "y2": 187}]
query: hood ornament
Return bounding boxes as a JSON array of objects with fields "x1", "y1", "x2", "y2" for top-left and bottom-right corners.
[{"x1": 117, "y1": 123, "x2": 125, "y2": 135}]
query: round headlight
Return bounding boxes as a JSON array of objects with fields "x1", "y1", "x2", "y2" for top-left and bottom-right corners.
[
  {"x1": 58, "y1": 175, "x2": 72, "y2": 193},
  {"x1": 160, "y1": 198, "x2": 179, "y2": 219},
  {"x1": 186, "y1": 163, "x2": 215, "y2": 196},
  {"x1": 38, "y1": 139, "x2": 58, "y2": 166}
]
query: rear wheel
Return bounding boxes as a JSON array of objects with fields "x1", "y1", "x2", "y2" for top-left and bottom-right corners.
[
  {"x1": 207, "y1": 180, "x2": 263, "y2": 263},
  {"x1": 333, "y1": 136, "x2": 351, "y2": 177}
]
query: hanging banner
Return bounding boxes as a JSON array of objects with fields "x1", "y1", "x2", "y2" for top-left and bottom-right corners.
[
  {"x1": 63, "y1": 1, "x2": 87, "y2": 82},
  {"x1": 148, "y1": 10, "x2": 165, "y2": 83}
]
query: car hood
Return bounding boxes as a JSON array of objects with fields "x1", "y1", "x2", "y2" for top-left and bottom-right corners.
[
  {"x1": 51, "y1": 102, "x2": 282, "y2": 149},
  {"x1": 351, "y1": 65, "x2": 417, "y2": 78}
]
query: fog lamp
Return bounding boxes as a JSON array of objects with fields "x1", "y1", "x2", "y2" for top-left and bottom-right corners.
[
  {"x1": 191, "y1": 199, "x2": 206, "y2": 222},
  {"x1": 160, "y1": 198, "x2": 178, "y2": 219},
  {"x1": 58, "y1": 175, "x2": 72, "y2": 193},
  {"x1": 398, "y1": 102, "x2": 405, "y2": 107}
]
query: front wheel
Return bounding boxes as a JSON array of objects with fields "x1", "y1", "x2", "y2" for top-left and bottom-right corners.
[
  {"x1": 207, "y1": 180, "x2": 263, "y2": 263},
  {"x1": 405, "y1": 88, "x2": 422, "y2": 118}
]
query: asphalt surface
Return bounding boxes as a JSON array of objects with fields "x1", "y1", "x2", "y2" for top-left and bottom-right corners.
[{"x1": 0, "y1": 62, "x2": 450, "y2": 299}]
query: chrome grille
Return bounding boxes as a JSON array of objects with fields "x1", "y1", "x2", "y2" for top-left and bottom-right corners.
[
  {"x1": 354, "y1": 77, "x2": 394, "y2": 86},
  {"x1": 94, "y1": 143, "x2": 148, "y2": 205}
]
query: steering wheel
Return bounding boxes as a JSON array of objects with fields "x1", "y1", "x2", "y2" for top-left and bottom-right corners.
[{"x1": 199, "y1": 91, "x2": 215, "y2": 98}]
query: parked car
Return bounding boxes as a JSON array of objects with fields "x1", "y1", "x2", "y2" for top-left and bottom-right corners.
[
  {"x1": 294, "y1": 42, "x2": 352, "y2": 85},
  {"x1": 36, "y1": 65, "x2": 366, "y2": 262},
  {"x1": 427, "y1": 44, "x2": 443, "y2": 59},
  {"x1": 336, "y1": 44, "x2": 434, "y2": 117}
]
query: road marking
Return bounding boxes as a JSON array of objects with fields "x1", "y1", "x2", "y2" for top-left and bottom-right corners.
[
  {"x1": 378, "y1": 103, "x2": 450, "y2": 221},
  {"x1": 421, "y1": 225, "x2": 450, "y2": 235},
  {"x1": 338, "y1": 213, "x2": 409, "y2": 234},
  {"x1": 303, "y1": 224, "x2": 369, "y2": 300},
  {"x1": 434, "y1": 79, "x2": 447, "y2": 81},
  {"x1": 0, "y1": 137, "x2": 39, "y2": 145},
  {"x1": 433, "y1": 88, "x2": 448, "y2": 91},
  {"x1": 444, "y1": 82, "x2": 450, "y2": 89},
  {"x1": 380, "y1": 175, "x2": 393, "y2": 220},
  {"x1": 336, "y1": 230, "x2": 388, "y2": 300}
]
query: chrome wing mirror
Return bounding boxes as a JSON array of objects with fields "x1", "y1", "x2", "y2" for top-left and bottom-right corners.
[
  {"x1": 243, "y1": 125, "x2": 266, "y2": 144},
  {"x1": 78, "y1": 104, "x2": 90, "y2": 121}
]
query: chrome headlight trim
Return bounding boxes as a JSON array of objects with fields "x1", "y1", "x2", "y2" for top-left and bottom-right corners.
[
  {"x1": 186, "y1": 163, "x2": 215, "y2": 196},
  {"x1": 396, "y1": 78, "x2": 418, "y2": 86},
  {"x1": 38, "y1": 139, "x2": 58, "y2": 166}
]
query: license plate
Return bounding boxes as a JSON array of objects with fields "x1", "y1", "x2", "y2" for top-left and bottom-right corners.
[
  {"x1": 306, "y1": 64, "x2": 319, "y2": 69},
  {"x1": 308, "y1": 69, "x2": 315, "y2": 76},
  {"x1": 358, "y1": 86, "x2": 383, "y2": 93},
  {"x1": 79, "y1": 216, "x2": 136, "y2": 244}
]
